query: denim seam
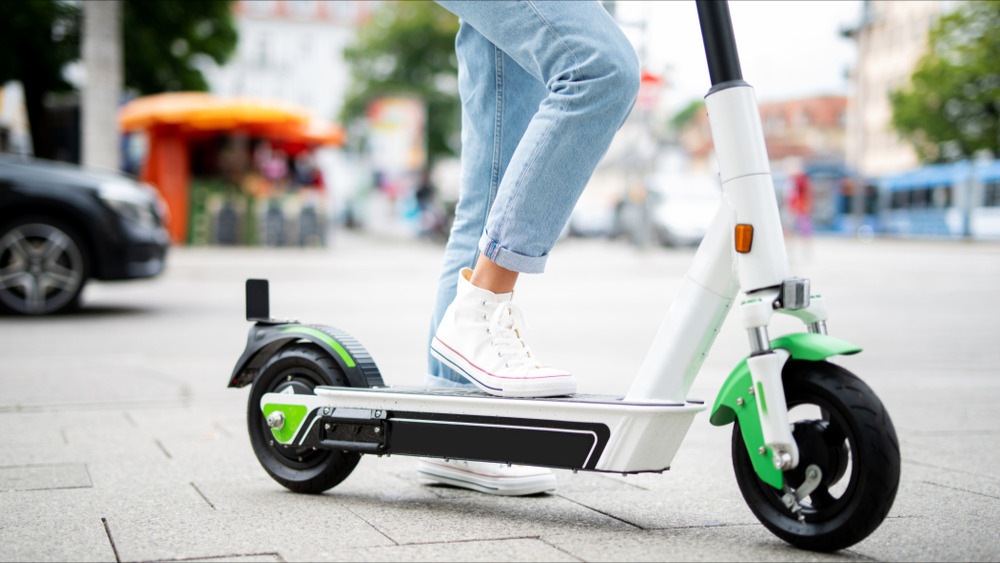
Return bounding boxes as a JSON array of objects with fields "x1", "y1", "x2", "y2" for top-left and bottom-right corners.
[
  {"x1": 489, "y1": 44, "x2": 503, "y2": 216},
  {"x1": 491, "y1": 0, "x2": 580, "y2": 263},
  {"x1": 477, "y1": 44, "x2": 505, "y2": 270},
  {"x1": 526, "y1": 0, "x2": 585, "y2": 74}
]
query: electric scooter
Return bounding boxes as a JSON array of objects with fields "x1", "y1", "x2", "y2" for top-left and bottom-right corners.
[{"x1": 228, "y1": 1, "x2": 900, "y2": 553}]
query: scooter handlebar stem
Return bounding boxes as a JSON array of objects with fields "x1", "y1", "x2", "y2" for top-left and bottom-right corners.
[{"x1": 697, "y1": 0, "x2": 743, "y2": 87}]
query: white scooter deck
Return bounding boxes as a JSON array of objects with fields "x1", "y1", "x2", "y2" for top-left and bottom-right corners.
[{"x1": 261, "y1": 386, "x2": 705, "y2": 473}]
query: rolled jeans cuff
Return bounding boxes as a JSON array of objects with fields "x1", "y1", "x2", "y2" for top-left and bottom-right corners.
[{"x1": 479, "y1": 233, "x2": 548, "y2": 274}]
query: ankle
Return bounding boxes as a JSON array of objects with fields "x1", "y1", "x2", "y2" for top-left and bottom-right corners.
[{"x1": 470, "y1": 255, "x2": 518, "y2": 294}]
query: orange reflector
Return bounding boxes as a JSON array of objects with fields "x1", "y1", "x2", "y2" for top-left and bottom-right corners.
[{"x1": 735, "y1": 224, "x2": 754, "y2": 253}]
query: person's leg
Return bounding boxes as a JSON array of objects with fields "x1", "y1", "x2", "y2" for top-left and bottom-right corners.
[
  {"x1": 425, "y1": 20, "x2": 547, "y2": 388},
  {"x1": 430, "y1": 1, "x2": 640, "y2": 397},
  {"x1": 418, "y1": 20, "x2": 559, "y2": 496},
  {"x1": 438, "y1": 0, "x2": 640, "y2": 273}
]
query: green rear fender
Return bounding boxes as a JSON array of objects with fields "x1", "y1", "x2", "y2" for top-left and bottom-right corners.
[{"x1": 710, "y1": 333, "x2": 862, "y2": 489}]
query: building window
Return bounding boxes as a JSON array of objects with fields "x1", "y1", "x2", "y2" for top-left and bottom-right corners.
[
  {"x1": 984, "y1": 182, "x2": 1000, "y2": 207},
  {"x1": 933, "y1": 185, "x2": 953, "y2": 208},
  {"x1": 333, "y1": 1, "x2": 356, "y2": 23},
  {"x1": 891, "y1": 190, "x2": 909, "y2": 209},
  {"x1": 257, "y1": 35, "x2": 269, "y2": 68},
  {"x1": 793, "y1": 109, "x2": 808, "y2": 129},
  {"x1": 244, "y1": 0, "x2": 276, "y2": 17},
  {"x1": 288, "y1": 1, "x2": 315, "y2": 19},
  {"x1": 910, "y1": 187, "x2": 931, "y2": 208}
]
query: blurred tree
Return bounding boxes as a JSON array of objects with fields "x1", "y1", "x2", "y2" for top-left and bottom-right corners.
[
  {"x1": 123, "y1": 0, "x2": 237, "y2": 95},
  {"x1": 0, "y1": 0, "x2": 236, "y2": 159},
  {"x1": 669, "y1": 99, "x2": 705, "y2": 131},
  {"x1": 0, "y1": 0, "x2": 81, "y2": 159},
  {"x1": 890, "y1": 1, "x2": 1000, "y2": 162},
  {"x1": 340, "y1": 1, "x2": 460, "y2": 165}
]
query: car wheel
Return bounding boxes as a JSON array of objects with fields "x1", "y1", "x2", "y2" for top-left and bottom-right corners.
[{"x1": 0, "y1": 217, "x2": 89, "y2": 315}]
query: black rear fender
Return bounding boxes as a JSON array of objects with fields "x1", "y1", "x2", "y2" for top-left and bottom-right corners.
[{"x1": 229, "y1": 322, "x2": 384, "y2": 389}]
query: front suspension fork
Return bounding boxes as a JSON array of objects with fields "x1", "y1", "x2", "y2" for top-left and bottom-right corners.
[{"x1": 739, "y1": 279, "x2": 831, "y2": 472}]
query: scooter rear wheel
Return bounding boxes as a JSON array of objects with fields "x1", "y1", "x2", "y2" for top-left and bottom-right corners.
[
  {"x1": 248, "y1": 343, "x2": 360, "y2": 493},
  {"x1": 732, "y1": 359, "x2": 900, "y2": 552}
]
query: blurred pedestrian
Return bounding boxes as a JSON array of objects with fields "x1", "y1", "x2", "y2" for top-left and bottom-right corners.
[
  {"x1": 414, "y1": 169, "x2": 443, "y2": 240},
  {"x1": 417, "y1": 1, "x2": 640, "y2": 495},
  {"x1": 788, "y1": 169, "x2": 813, "y2": 261}
]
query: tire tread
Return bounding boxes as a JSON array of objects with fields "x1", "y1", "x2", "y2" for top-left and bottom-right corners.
[{"x1": 732, "y1": 360, "x2": 900, "y2": 552}]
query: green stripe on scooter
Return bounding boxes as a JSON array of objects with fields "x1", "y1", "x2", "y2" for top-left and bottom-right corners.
[
  {"x1": 757, "y1": 382, "x2": 767, "y2": 414},
  {"x1": 263, "y1": 403, "x2": 308, "y2": 443},
  {"x1": 280, "y1": 326, "x2": 356, "y2": 368}
]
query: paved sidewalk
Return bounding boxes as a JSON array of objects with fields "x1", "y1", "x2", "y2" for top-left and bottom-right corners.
[{"x1": 2, "y1": 231, "x2": 999, "y2": 562}]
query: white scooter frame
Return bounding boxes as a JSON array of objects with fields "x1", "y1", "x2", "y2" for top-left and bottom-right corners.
[
  {"x1": 249, "y1": 0, "x2": 821, "y2": 476},
  {"x1": 231, "y1": 2, "x2": 899, "y2": 553}
]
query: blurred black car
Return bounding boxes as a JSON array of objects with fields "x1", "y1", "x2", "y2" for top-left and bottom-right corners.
[{"x1": 0, "y1": 154, "x2": 169, "y2": 315}]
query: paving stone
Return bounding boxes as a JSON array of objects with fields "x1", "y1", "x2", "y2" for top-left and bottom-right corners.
[
  {"x1": 102, "y1": 489, "x2": 394, "y2": 562},
  {"x1": 552, "y1": 419, "x2": 758, "y2": 530},
  {"x1": 0, "y1": 235, "x2": 998, "y2": 561},
  {"x1": 290, "y1": 537, "x2": 579, "y2": 562},
  {"x1": 0, "y1": 463, "x2": 92, "y2": 492},
  {"x1": 164, "y1": 556, "x2": 283, "y2": 563},
  {"x1": 542, "y1": 526, "x2": 865, "y2": 562},
  {"x1": 0, "y1": 516, "x2": 115, "y2": 562}
]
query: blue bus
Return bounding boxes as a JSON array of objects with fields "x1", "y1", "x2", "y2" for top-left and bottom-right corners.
[{"x1": 871, "y1": 160, "x2": 1000, "y2": 240}]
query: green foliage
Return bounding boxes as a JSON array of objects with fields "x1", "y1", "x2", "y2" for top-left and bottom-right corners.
[
  {"x1": 890, "y1": 1, "x2": 1000, "y2": 162},
  {"x1": 0, "y1": 0, "x2": 237, "y2": 95},
  {"x1": 669, "y1": 99, "x2": 706, "y2": 131},
  {"x1": 340, "y1": 1, "x2": 460, "y2": 164},
  {"x1": 0, "y1": 0, "x2": 81, "y2": 94},
  {"x1": 0, "y1": 0, "x2": 81, "y2": 157},
  {"x1": 0, "y1": 0, "x2": 235, "y2": 157},
  {"x1": 123, "y1": 0, "x2": 237, "y2": 94}
]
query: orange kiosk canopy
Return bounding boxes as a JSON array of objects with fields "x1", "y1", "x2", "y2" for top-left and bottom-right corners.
[{"x1": 119, "y1": 92, "x2": 344, "y2": 243}]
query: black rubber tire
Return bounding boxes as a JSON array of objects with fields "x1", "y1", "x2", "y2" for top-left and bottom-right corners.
[
  {"x1": 248, "y1": 343, "x2": 361, "y2": 494},
  {"x1": 732, "y1": 359, "x2": 900, "y2": 552},
  {"x1": 0, "y1": 216, "x2": 89, "y2": 315}
]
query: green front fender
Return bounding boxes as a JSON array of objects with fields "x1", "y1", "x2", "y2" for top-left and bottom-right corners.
[{"x1": 710, "y1": 333, "x2": 862, "y2": 489}]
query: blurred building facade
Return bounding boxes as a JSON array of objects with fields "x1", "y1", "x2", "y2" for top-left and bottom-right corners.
[
  {"x1": 843, "y1": 0, "x2": 943, "y2": 178},
  {"x1": 678, "y1": 95, "x2": 848, "y2": 169},
  {"x1": 673, "y1": 95, "x2": 851, "y2": 234},
  {"x1": 200, "y1": 1, "x2": 379, "y2": 123},
  {"x1": 196, "y1": 0, "x2": 383, "y2": 234}
]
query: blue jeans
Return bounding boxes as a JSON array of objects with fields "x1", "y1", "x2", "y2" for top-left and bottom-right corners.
[{"x1": 426, "y1": 0, "x2": 640, "y2": 387}]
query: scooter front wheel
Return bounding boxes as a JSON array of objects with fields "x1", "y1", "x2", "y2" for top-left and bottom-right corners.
[
  {"x1": 247, "y1": 343, "x2": 360, "y2": 494},
  {"x1": 732, "y1": 360, "x2": 900, "y2": 552}
]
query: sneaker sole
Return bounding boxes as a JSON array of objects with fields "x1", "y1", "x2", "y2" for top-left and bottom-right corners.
[
  {"x1": 417, "y1": 460, "x2": 557, "y2": 496},
  {"x1": 431, "y1": 338, "x2": 576, "y2": 398}
]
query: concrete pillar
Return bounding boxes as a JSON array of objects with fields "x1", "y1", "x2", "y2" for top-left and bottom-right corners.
[{"x1": 81, "y1": 0, "x2": 123, "y2": 170}]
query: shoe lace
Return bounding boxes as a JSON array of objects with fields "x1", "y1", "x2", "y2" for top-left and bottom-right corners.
[{"x1": 487, "y1": 301, "x2": 541, "y2": 369}]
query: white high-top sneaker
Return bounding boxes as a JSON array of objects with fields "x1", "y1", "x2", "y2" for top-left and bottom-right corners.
[{"x1": 431, "y1": 268, "x2": 577, "y2": 398}]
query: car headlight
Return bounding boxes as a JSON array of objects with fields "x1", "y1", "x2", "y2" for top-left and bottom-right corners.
[
  {"x1": 98, "y1": 180, "x2": 160, "y2": 230},
  {"x1": 141, "y1": 182, "x2": 171, "y2": 227}
]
